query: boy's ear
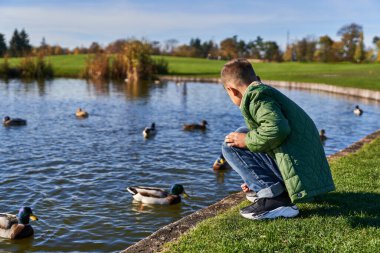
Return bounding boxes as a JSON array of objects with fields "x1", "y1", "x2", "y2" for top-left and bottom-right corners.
[{"x1": 227, "y1": 86, "x2": 240, "y2": 96}]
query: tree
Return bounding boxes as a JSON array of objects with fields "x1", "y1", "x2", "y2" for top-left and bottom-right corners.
[
  {"x1": 189, "y1": 38, "x2": 203, "y2": 57},
  {"x1": 88, "y1": 42, "x2": 102, "y2": 54},
  {"x1": 106, "y1": 39, "x2": 128, "y2": 53},
  {"x1": 337, "y1": 23, "x2": 363, "y2": 61},
  {"x1": 8, "y1": 29, "x2": 32, "y2": 57},
  {"x1": 220, "y1": 36, "x2": 239, "y2": 59},
  {"x1": 316, "y1": 35, "x2": 334, "y2": 62},
  {"x1": 283, "y1": 45, "x2": 295, "y2": 62},
  {"x1": 262, "y1": 41, "x2": 282, "y2": 61},
  {"x1": 38, "y1": 37, "x2": 49, "y2": 55},
  {"x1": 19, "y1": 29, "x2": 32, "y2": 55},
  {"x1": 247, "y1": 36, "x2": 264, "y2": 59},
  {"x1": 353, "y1": 32, "x2": 365, "y2": 63},
  {"x1": 294, "y1": 37, "x2": 317, "y2": 62},
  {"x1": 8, "y1": 29, "x2": 21, "y2": 57},
  {"x1": 202, "y1": 40, "x2": 218, "y2": 58},
  {"x1": 0, "y1": 33, "x2": 7, "y2": 57},
  {"x1": 173, "y1": 44, "x2": 197, "y2": 57}
]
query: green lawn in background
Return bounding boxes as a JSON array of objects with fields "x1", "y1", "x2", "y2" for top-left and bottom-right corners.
[
  {"x1": 161, "y1": 137, "x2": 380, "y2": 253},
  {"x1": 4, "y1": 55, "x2": 380, "y2": 90}
]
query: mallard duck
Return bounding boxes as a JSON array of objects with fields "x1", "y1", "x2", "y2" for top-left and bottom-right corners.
[
  {"x1": 213, "y1": 154, "x2": 232, "y2": 170},
  {"x1": 3, "y1": 116, "x2": 27, "y2": 126},
  {"x1": 0, "y1": 207, "x2": 38, "y2": 239},
  {"x1": 126, "y1": 184, "x2": 189, "y2": 205},
  {"x1": 76, "y1": 108, "x2": 89, "y2": 118},
  {"x1": 183, "y1": 120, "x2": 208, "y2": 131},
  {"x1": 319, "y1": 129, "x2": 327, "y2": 141},
  {"x1": 353, "y1": 105, "x2": 363, "y2": 116},
  {"x1": 143, "y1": 123, "x2": 156, "y2": 138}
]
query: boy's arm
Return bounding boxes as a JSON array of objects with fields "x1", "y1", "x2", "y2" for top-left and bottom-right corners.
[{"x1": 245, "y1": 94, "x2": 291, "y2": 152}]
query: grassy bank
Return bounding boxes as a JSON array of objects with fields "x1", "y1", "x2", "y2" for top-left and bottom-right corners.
[
  {"x1": 161, "y1": 137, "x2": 380, "y2": 252},
  {"x1": 5, "y1": 55, "x2": 380, "y2": 90}
]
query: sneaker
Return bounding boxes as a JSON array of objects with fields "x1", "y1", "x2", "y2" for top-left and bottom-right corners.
[
  {"x1": 246, "y1": 191, "x2": 258, "y2": 203},
  {"x1": 240, "y1": 192, "x2": 299, "y2": 220}
]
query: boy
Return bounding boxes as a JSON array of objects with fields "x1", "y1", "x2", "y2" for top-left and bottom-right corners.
[{"x1": 221, "y1": 58, "x2": 335, "y2": 220}]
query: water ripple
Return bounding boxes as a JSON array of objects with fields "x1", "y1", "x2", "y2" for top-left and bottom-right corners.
[{"x1": 1, "y1": 79, "x2": 380, "y2": 252}]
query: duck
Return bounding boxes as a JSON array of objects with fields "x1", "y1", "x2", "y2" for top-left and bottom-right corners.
[
  {"x1": 3, "y1": 116, "x2": 27, "y2": 126},
  {"x1": 0, "y1": 207, "x2": 38, "y2": 239},
  {"x1": 319, "y1": 129, "x2": 327, "y2": 141},
  {"x1": 213, "y1": 154, "x2": 232, "y2": 170},
  {"x1": 183, "y1": 120, "x2": 208, "y2": 131},
  {"x1": 353, "y1": 105, "x2": 363, "y2": 116},
  {"x1": 142, "y1": 123, "x2": 156, "y2": 138},
  {"x1": 76, "y1": 108, "x2": 89, "y2": 118},
  {"x1": 126, "y1": 184, "x2": 189, "y2": 205}
]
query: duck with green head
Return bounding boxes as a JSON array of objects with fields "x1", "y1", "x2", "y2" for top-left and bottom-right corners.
[
  {"x1": 0, "y1": 206, "x2": 38, "y2": 239},
  {"x1": 127, "y1": 184, "x2": 189, "y2": 205},
  {"x1": 213, "y1": 154, "x2": 232, "y2": 170}
]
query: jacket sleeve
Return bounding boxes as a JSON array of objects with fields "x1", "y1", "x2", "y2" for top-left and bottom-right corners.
[{"x1": 245, "y1": 93, "x2": 291, "y2": 152}]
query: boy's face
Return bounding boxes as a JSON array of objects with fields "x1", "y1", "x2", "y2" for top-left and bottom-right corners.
[{"x1": 224, "y1": 83, "x2": 242, "y2": 106}]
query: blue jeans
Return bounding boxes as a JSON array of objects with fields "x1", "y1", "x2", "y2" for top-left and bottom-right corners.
[{"x1": 222, "y1": 127, "x2": 285, "y2": 198}]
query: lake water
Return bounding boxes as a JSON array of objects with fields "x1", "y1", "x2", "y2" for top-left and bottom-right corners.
[{"x1": 1, "y1": 79, "x2": 380, "y2": 252}]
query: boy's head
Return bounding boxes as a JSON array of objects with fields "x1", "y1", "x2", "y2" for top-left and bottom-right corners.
[{"x1": 221, "y1": 58, "x2": 258, "y2": 106}]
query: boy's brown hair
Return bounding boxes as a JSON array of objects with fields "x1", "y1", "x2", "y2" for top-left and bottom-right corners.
[{"x1": 221, "y1": 58, "x2": 257, "y2": 87}]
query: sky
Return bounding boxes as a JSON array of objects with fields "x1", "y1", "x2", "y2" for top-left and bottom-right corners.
[{"x1": 0, "y1": 0, "x2": 379, "y2": 50}]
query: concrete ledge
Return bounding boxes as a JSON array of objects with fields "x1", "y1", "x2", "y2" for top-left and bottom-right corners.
[
  {"x1": 160, "y1": 76, "x2": 221, "y2": 83},
  {"x1": 264, "y1": 80, "x2": 380, "y2": 101},
  {"x1": 328, "y1": 130, "x2": 380, "y2": 160},
  {"x1": 121, "y1": 192, "x2": 245, "y2": 253},
  {"x1": 122, "y1": 129, "x2": 380, "y2": 253}
]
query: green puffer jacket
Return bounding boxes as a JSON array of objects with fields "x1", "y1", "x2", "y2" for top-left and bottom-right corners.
[{"x1": 240, "y1": 82, "x2": 335, "y2": 203}]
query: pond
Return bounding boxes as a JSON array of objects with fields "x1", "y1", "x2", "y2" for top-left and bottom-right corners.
[{"x1": 1, "y1": 79, "x2": 380, "y2": 252}]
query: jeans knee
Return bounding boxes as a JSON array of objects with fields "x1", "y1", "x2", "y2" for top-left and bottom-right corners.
[
  {"x1": 221, "y1": 142, "x2": 233, "y2": 157},
  {"x1": 235, "y1": 127, "x2": 249, "y2": 133}
]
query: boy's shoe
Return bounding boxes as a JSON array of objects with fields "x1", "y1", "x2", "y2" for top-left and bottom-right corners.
[
  {"x1": 246, "y1": 191, "x2": 258, "y2": 203},
  {"x1": 240, "y1": 192, "x2": 299, "y2": 220}
]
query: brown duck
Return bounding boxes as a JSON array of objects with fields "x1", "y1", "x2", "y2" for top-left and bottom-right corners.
[{"x1": 183, "y1": 120, "x2": 208, "y2": 131}]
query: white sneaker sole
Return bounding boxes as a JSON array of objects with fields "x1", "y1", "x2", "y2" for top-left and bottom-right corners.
[
  {"x1": 246, "y1": 195, "x2": 258, "y2": 203},
  {"x1": 240, "y1": 205, "x2": 299, "y2": 220}
]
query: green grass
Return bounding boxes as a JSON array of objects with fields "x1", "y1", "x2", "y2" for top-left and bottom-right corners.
[
  {"x1": 4, "y1": 55, "x2": 380, "y2": 90},
  {"x1": 7, "y1": 54, "x2": 89, "y2": 77},
  {"x1": 161, "y1": 138, "x2": 380, "y2": 253}
]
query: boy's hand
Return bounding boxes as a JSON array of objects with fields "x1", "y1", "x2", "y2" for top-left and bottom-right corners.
[
  {"x1": 225, "y1": 132, "x2": 247, "y2": 148},
  {"x1": 241, "y1": 183, "x2": 250, "y2": 192}
]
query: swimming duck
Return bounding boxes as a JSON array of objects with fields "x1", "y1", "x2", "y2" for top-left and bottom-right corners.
[
  {"x1": 143, "y1": 123, "x2": 156, "y2": 138},
  {"x1": 0, "y1": 207, "x2": 38, "y2": 239},
  {"x1": 75, "y1": 108, "x2": 89, "y2": 118},
  {"x1": 3, "y1": 116, "x2": 27, "y2": 126},
  {"x1": 126, "y1": 184, "x2": 189, "y2": 205},
  {"x1": 353, "y1": 105, "x2": 363, "y2": 116},
  {"x1": 183, "y1": 120, "x2": 208, "y2": 131},
  {"x1": 213, "y1": 154, "x2": 232, "y2": 170},
  {"x1": 319, "y1": 129, "x2": 327, "y2": 141}
]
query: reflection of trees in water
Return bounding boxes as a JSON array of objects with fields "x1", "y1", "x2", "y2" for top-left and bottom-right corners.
[
  {"x1": 86, "y1": 79, "x2": 111, "y2": 95},
  {"x1": 86, "y1": 79, "x2": 170, "y2": 100},
  {"x1": 1, "y1": 78, "x2": 48, "y2": 96},
  {"x1": 175, "y1": 81, "x2": 187, "y2": 107}
]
